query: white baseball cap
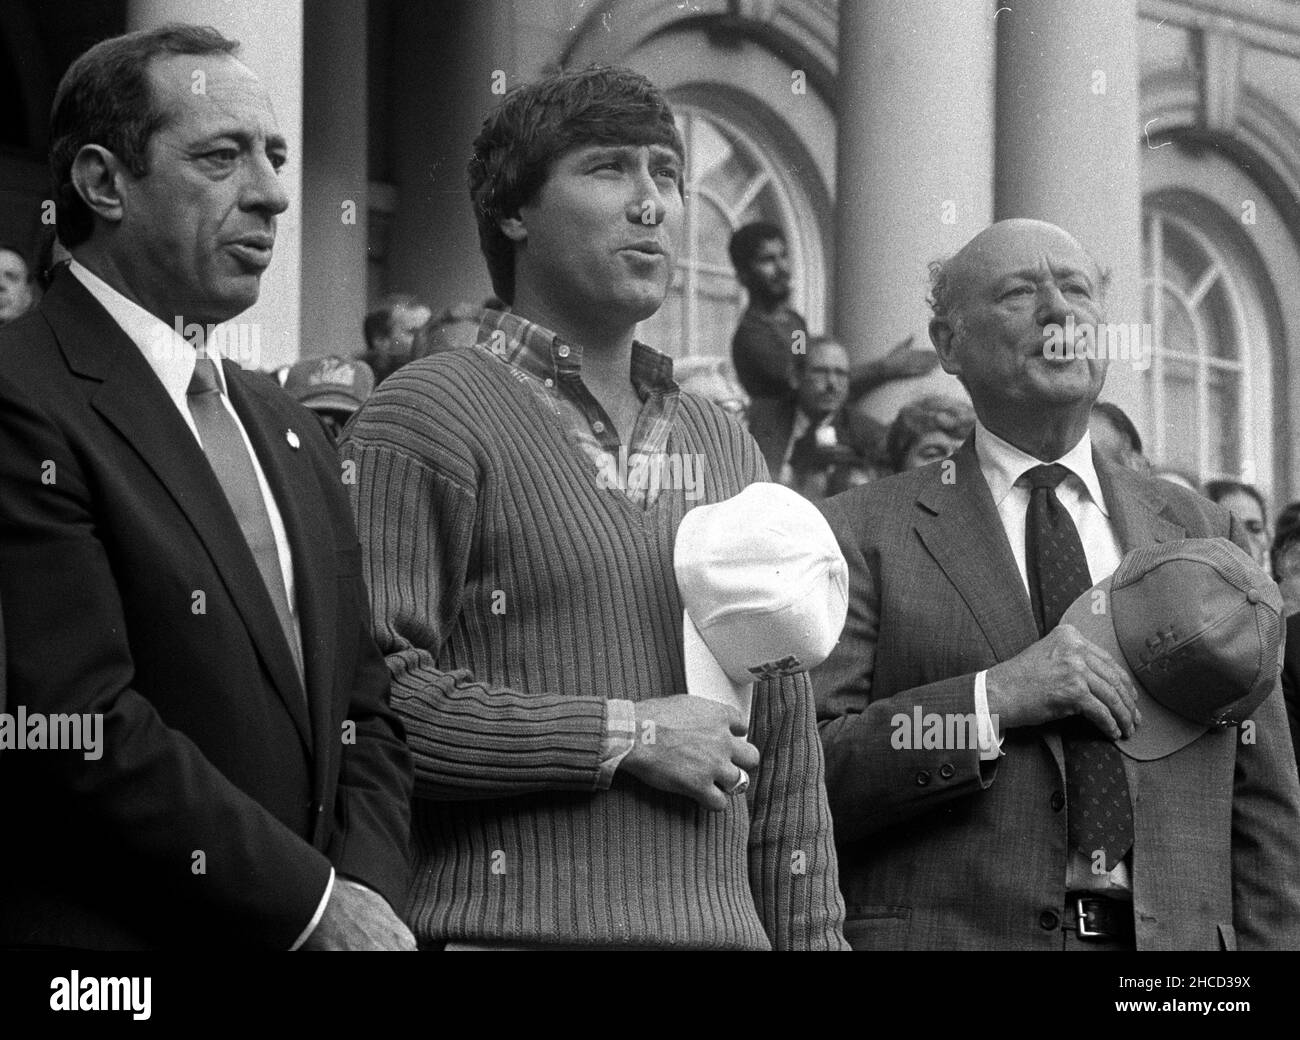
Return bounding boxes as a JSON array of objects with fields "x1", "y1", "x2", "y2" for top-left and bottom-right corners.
[{"x1": 674, "y1": 482, "x2": 849, "y2": 720}]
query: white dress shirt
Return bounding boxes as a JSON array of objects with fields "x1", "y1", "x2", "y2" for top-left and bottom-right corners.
[
  {"x1": 69, "y1": 260, "x2": 330, "y2": 946},
  {"x1": 969, "y1": 419, "x2": 1130, "y2": 893}
]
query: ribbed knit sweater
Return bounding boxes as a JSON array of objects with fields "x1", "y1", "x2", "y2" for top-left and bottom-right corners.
[{"x1": 341, "y1": 345, "x2": 847, "y2": 949}]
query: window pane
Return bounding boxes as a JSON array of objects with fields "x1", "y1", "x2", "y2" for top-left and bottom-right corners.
[
  {"x1": 1206, "y1": 367, "x2": 1242, "y2": 474},
  {"x1": 1160, "y1": 356, "x2": 1199, "y2": 473},
  {"x1": 1160, "y1": 289, "x2": 1196, "y2": 356},
  {"x1": 1199, "y1": 277, "x2": 1238, "y2": 361}
]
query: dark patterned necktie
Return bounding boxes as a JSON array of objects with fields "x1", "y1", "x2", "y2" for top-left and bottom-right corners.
[
  {"x1": 1024, "y1": 463, "x2": 1132, "y2": 872},
  {"x1": 188, "y1": 358, "x2": 305, "y2": 691}
]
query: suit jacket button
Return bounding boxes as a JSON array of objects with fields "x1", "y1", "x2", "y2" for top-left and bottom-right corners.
[
  {"x1": 939, "y1": 763, "x2": 955, "y2": 780},
  {"x1": 1039, "y1": 910, "x2": 1059, "y2": 931},
  {"x1": 915, "y1": 770, "x2": 932, "y2": 786},
  {"x1": 1051, "y1": 791, "x2": 1065, "y2": 812}
]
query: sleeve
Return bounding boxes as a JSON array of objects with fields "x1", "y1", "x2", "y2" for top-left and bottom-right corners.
[
  {"x1": 746, "y1": 671, "x2": 850, "y2": 950},
  {"x1": 810, "y1": 497, "x2": 994, "y2": 844},
  {"x1": 0, "y1": 371, "x2": 331, "y2": 948},
  {"x1": 340, "y1": 426, "x2": 610, "y2": 801},
  {"x1": 735, "y1": 443, "x2": 847, "y2": 949},
  {"x1": 322, "y1": 476, "x2": 415, "y2": 910},
  {"x1": 1224, "y1": 514, "x2": 1300, "y2": 948}
]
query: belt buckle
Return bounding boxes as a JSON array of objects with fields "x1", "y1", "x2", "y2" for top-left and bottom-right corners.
[{"x1": 1075, "y1": 896, "x2": 1105, "y2": 939}]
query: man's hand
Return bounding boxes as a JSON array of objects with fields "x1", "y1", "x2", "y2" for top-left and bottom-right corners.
[
  {"x1": 301, "y1": 878, "x2": 417, "y2": 951},
  {"x1": 985, "y1": 624, "x2": 1142, "y2": 739},
  {"x1": 620, "y1": 695, "x2": 760, "y2": 811}
]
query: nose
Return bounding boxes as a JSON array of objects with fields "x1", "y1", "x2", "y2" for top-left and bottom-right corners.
[
  {"x1": 1035, "y1": 281, "x2": 1071, "y2": 328},
  {"x1": 243, "y1": 152, "x2": 290, "y2": 217},
  {"x1": 625, "y1": 154, "x2": 668, "y2": 227}
]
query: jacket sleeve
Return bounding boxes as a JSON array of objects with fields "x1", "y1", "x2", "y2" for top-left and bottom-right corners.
[
  {"x1": 1224, "y1": 514, "x2": 1300, "y2": 948},
  {"x1": 315, "y1": 414, "x2": 414, "y2": 912},
  {"x1": 0, "y1": 371, "x2": 331, "y2": 948},
  {"x1": 811, "y1": 494, "x2": 994, "y2": 843}
]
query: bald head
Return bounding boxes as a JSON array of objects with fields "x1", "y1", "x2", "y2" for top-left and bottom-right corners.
[
  {"x1": 926, "y1": 219, "x2": 1111, "y2": 459},
  {"x1": 930, "y1": 219, "x2": 1107, "y2": 322}
]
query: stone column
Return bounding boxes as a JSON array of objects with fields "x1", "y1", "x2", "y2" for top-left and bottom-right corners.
[
  {"x1": 995, "y1": 0, "x2": 1145, "y2": 426},
  {"x1": 834, "y1": 0, "x2": 996, "y2": 423}
]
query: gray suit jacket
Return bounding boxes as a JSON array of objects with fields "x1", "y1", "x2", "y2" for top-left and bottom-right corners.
[{"x1": 812, "y1": 438, "x2": 1300, "y2": 950}]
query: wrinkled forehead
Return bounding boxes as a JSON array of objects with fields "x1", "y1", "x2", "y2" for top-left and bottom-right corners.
[
  {"x1": 146, "y1": 52, "x2": 281, "y2": 139},
  {"x1": 948, "y1": 222, "x2": 1100, "y2": 298}
]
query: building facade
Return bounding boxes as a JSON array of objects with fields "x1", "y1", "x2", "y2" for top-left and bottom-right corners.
[{"x1": 3, "y1": 0, "x2": 1299, "y2": 500}]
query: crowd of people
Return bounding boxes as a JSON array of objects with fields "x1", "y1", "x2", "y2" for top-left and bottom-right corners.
[{"x1": 2, "y1": 23, "x2": 1300, "y2": 954}]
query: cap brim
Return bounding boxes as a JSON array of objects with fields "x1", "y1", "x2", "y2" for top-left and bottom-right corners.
[
  {"x1": 1060, "y1": 575, "x2": 1210, "y2": 761},
  {"x1": 682, "y1": 610, "x2": 753, "y2": 723}
]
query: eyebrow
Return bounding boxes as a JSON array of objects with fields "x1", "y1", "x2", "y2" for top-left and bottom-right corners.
[
  {"x1": 998, "y1": 265, "x2": 1094, "y2": 285},
  {"x1": 191, "y1": 129, "x2": 287, "y2": 155}
]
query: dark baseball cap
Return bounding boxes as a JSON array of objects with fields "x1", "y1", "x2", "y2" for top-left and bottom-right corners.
[
  {"x1": 282, "y1": 356, "x2": 375, "y2": 414},
  {"x1": 1060, "y1": 538, "x2": 1283, "y2": 761}
]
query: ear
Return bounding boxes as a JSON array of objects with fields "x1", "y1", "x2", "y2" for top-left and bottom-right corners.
[
  {"x1": 498, "y1": 214, "x2": 527, "y2": 243},
  {"x1": 930, "y1": 316, "x2": 961, "y2": 377},
  {"x1": 70, "y1": 144, "x2": 128, "y2": 227}
]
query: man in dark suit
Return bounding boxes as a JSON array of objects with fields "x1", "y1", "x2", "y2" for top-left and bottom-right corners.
[
  {"x1": 0, "y1": 24, "x2": 412, "y2": 949},
  {"x1": 813, "y1": 218, "x2": 1300, "y2": 950},
  {"x1": 747, "y1": 335, "x2": 861, "y2": 497}
]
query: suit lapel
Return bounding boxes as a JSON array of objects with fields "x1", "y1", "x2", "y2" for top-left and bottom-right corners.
[
  {"x1": 914, "y1": 438, "x2": 1040, "y2": 663},
  {"x1": 45, "y1": 272, "x2": 312, "y2": 750},
  {"x1": 226, "y1": 370, "x2": 337, "y2": 783},
  {"x1": 1094, "y1": 452, "x2": 1187, "y2": 552}
]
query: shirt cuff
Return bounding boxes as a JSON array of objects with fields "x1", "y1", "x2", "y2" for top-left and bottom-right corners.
[
  {"x1": 973, "y1": 671, "x2": 1005, "y2": 761},
  {"x1": 290, "y1": 867, "x2": 334, "y2": 950},
  {"x1": 596, "y1": 698, "x2": 638, "y2": 789}
]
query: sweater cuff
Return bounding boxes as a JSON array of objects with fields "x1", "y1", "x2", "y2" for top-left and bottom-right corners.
[{"x1": 596, "y1": 699, "x2": 638, "y2": 789}]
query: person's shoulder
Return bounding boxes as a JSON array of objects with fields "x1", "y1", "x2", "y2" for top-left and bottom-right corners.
[
  {"x1": 342, "y1": 349, "x2": 505, "y2": 465},
  {"x1": 1106, "y1": 461, "x2": 1231, "y2": 533},
  {"x1": 818, "y1": 464, "x2": 938, "y2": 534},
  {"x1": 0, "y1": 306, "x2": 59, "y2": 382}
]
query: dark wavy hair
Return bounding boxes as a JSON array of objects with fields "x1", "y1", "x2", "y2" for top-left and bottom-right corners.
[
  {"x1": 50, "y1": 24, "x2": 240, "y2": 249},
  {"x1": 468, "y1": 65, "x2": 683, "y2": 305}
]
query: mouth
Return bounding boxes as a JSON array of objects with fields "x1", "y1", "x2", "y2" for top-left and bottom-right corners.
[
  {"x1": 226, "y1": 235, "x2": 275, "y2": 270},
  {"x1": 620, "y1": 242, "x2": 665, "y2": 257}
]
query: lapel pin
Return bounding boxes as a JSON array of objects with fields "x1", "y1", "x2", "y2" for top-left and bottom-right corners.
[{"x1": 286, "y1": 429, "x2": 300, "y2": 450}]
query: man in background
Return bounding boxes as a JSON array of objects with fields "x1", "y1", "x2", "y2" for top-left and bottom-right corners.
[
  {"x1": 360, "y1": 293, "x2": 432, "y2": 384},
  {"x1": 0, "y1": 244, "x2": 35, "y2": 325}
]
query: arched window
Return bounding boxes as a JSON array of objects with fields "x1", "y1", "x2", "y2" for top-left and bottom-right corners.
[
  {"x1": 636, "y1": 104, "x2": 824, "y2": 359},
  {"x1": 1142, "y1": 196, "x2": 1275, "y2": 489}
]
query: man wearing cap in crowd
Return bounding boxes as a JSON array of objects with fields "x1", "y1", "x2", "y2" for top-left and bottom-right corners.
[
  {"x1": 813, "y1": 218, "x2": 1300, "y2": 950},
  {"x1": 341, "y1": 66, "x2": 847, "y2": 949},
  {"x1": 280, "y1": 355, "x2": 375, "y2": 443}
]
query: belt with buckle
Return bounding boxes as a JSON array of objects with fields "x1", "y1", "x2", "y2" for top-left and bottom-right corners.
[{"x1": 1066, "y1": 893, "x2": 1136, "y2": 943}]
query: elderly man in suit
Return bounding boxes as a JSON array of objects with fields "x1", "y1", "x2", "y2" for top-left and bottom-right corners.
[
  {"x1": 813, "y1": 218, "x2": 1300, "y2": 951},
  {"x1": 0, "y1": 24, "x2": 412, "y2": 949}
]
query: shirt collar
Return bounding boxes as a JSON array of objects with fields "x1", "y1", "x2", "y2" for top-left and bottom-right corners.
[
  {"x1": 974, "y1": 417, "x2": 1109, "y2": 516},
  {"x1": 68, "y1": 258, "x2": 226, "y2": 400},
  {"x1": 476, "y1": 308, "x2": 676, "y2": 399}
]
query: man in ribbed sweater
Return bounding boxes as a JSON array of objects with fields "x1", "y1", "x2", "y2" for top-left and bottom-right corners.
[{"x1": 340, "y1": 67, "x2": 848, "y2": 949}]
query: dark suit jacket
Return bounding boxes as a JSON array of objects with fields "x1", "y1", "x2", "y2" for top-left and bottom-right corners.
[
  {"x1": 1280, "y1": 612, "x2": 1300, "y2": 777},
  {"x1": 812, "y1": 438, "x2": 1300, "y2": 950},
  {"x1": 747, "y1": 395, "x2": 855, "y2": 481},
  {"x1": 0, "y1": 269, "x2": 412, "y2": 948}
]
